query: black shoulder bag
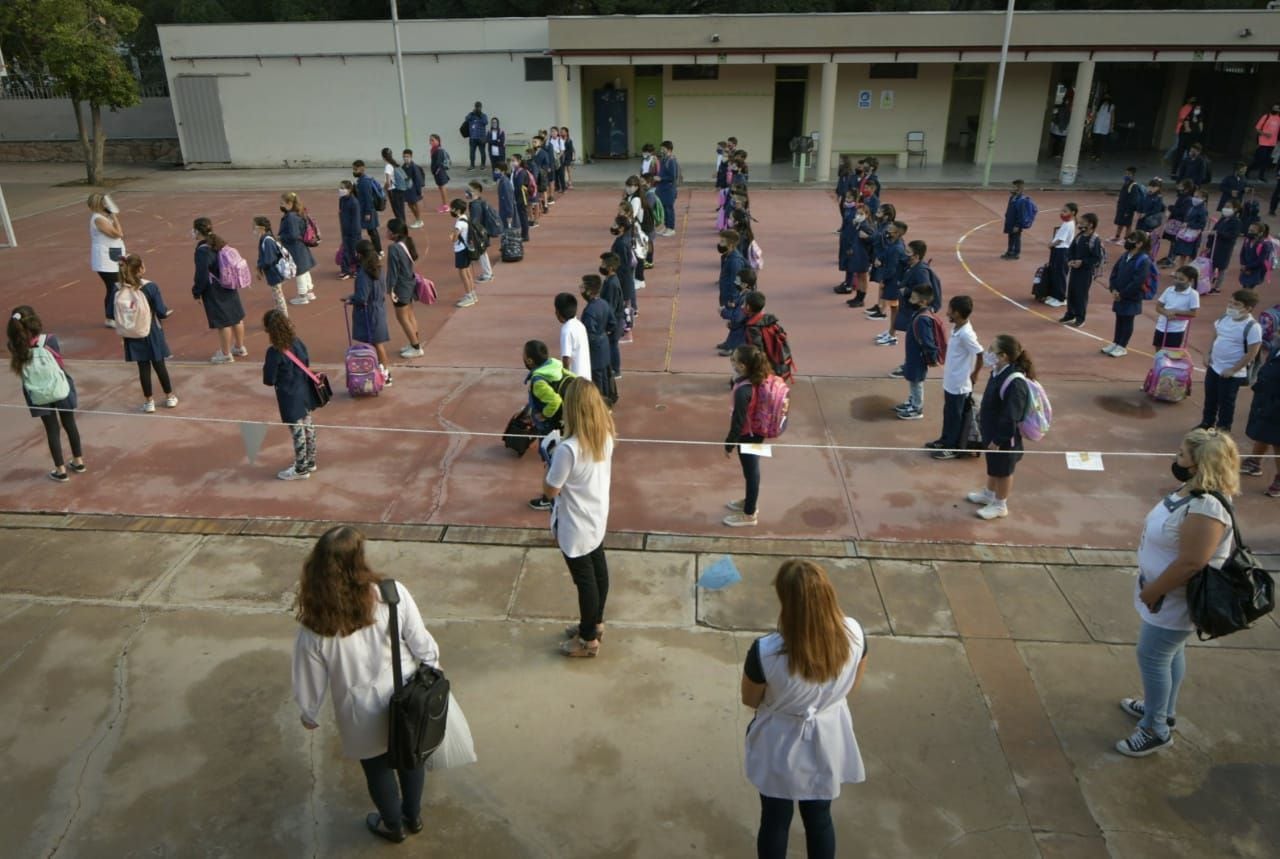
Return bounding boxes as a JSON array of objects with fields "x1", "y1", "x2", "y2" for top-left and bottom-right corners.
[
  {"x1": 377, "y1": 580, "x2": 450, "y2": 769},
  {"x1": 1185, "y1": 491, "x2": 1275, "y2": 641}
]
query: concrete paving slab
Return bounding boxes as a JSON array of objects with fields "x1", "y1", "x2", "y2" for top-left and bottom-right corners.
[
  {"x1": 1049, "y1": 565, "x2": 1139, "y2": 644},
  {"x1": 0, "y1": 528, "x2": 199, "y2": 601},
  {"x1": 1019, "y1": 642, "x2": 1280, "y2": 859},
  {"x1": 981, "y1": 563, "x2": 1092, "y2": 643},
  {"x1": 857, "y1": 540, "x2": 1076, "y2": 565},
  {"x1": 934, "y1": 561, "x2": 1010, "y2": 638},
  {"x1": 510, "y1": 548, "x2": 695, "y2": 628},
  {"x1": 648, "y1": 533, "x2": 850, "y2": 557},
  {"x1": 695, "y1": 554, "x2": 887, "y2": 634},
  {"x1": 153, "y1": 534, "x2": 308, "y2": 609},
  {"x1": 872, "y1": 560, "x2": 958, "y2": 637},
  {"x1": 361, "y1": 540, "x2": 525, "y2": 622}
]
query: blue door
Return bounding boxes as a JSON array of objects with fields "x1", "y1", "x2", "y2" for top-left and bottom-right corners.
[{"x1": 594, "y1": 88, "x2": 629, "y2": 158}]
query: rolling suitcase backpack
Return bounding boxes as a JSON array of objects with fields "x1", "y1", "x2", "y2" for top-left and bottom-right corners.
[
  {"x1": 1191, "y1": 255, "x2": 1214, "y2": 295},
  {"x1": 501, "y1": 229, "x2": 524, "y2": 263},
  {"x1": 342, "y1": 301, "x2": 385, "y2": 397},
  {"x1": 1143, "y1": 323, "x2": 1193, "y2": 403}
]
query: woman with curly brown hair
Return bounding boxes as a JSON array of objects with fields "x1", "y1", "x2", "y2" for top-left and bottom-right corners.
[{"x1": 292, "y1": 526, "x2": 441, "y2": 843}]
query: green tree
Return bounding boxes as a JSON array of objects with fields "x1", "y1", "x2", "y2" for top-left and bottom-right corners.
[{"x1": 3, "y1": 0, "x2": 142, "y2": 185}]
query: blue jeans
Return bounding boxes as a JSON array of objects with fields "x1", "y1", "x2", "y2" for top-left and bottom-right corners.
[
  {"x1": 907, "y1": 379, "x2": 924, "y2": 411},
  {"x1": 657, "y1": 187, "x2": 676, "y2": 229},
  {"x1": 1136, "y1": 620, "x2": 1191, "y2": 741},
  {"x1": 359, "y1": 752, "x2": 425, "y2": 830},
  {"x1": 469, "y1": 139, "x2": 485, "y2": 168},
  {"x1": 758, "y1": 795, "x2": 835, "y2": 859}
]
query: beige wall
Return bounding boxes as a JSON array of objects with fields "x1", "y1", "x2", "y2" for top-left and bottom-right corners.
[
  {"x1": 661, "y1": 64, "x2": 774, "y2": 169},
  {"x1": 974, "y1": 63, "x2": 1054, "y2": 166},
  {"x1": 827, "y1": 63, "x2": 954, "y2": 166}
]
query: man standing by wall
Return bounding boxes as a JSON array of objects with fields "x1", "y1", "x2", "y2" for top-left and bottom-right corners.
[{"x1": 465, "y1": 101, "x2": 489, "y2": 171}]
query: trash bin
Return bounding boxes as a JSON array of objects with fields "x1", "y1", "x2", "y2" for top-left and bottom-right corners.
[{"x1": 1059, "y1": 163, "x2": 1078, "y2": 186}]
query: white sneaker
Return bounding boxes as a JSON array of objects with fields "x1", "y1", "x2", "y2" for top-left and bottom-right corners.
[
  {"x1": 723, "y1": 511, "x2": 758, "y2": 527},
  {"x1": 104, "y1": 319, "x2": 117, "y2": 329},
  {"x1": 1100, "y1": 343, "x2": 1117, "y2": 355},
  {"x1": 231, "y1": 346, "x2": 249, "y2": 358},
  {"x1": 277, "y1": 466, "x2": 311, "y2": 481},
  {"x1": 163, "y1": 395, "x2": 179, "y2": 408},
  {"x1": 140, "y1": 400, "x2": 156, "y2": 413},
  {"x1": 976, "y1": 502, "x2": 1009, "y2": 520},
  {"x1": 1110, "y1": 346, "x2": 1128, "y2": 357},
  {"x1": 455, "y1": 294, "x2": 478, "y2": 308},
  {"x1": 410, "y1": 220, "x2": 425, "y2": 229},
  {"x1": 210, "y1": 351, "x2": 234, "y2": 364},
  {"x1": 399, "y1": 345, "x2": 425, "y2": 358},
  {"x1": 289, "y1": 296, "x2": 311, "y2": 305},
  {"x1": 1044, "y1": 297, "x2": 1064, "y2": 308},
  {"x1": 966, "y1": 488, "x2": 996, "y2": 505}
]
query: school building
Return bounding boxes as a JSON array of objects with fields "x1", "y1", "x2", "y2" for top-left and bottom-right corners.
[{"x1": 152, "y1": 10, "x2": 1280, "y2": 179}]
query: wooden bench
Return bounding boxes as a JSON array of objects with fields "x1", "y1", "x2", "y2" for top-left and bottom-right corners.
[{"x1": 838, "y1": 150, "x2": 909, "y2": 169}]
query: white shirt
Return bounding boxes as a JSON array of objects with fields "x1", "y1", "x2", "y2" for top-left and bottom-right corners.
[
  {"x1": 550, "y1": 137, "x2": 565, "y2": 156},
  {"x1": 744, "y1": 617, "x2": 866, "y2": 801},
  {"x1": 1154, "y1": 286, "x2": 1200, "y2": 333},
  {"x1": 1093, "y1": 103, "x2": 1114, "y2": 135},
  {"x1": 1051, "y1": 219, "x2": 1076, "y2": 248},
  {"x1": 1209, "y1": 314, "x2": 1263, "y2": 377},
  {"x1": 453, "y1": 217, "x2": 468, "y2": 253},
  {"x1": 559, "y1": 317, "x2": 590, "y2": 378},
  {"x1": 89, "y1": 213, "x2": 125, "y2": 272},
  {"x1": 292, "y1": 581, "x2": 440, "y2": 760},
  {"x1": 640, "y1": 154, "x2": 656, "y2": 175},
  {"x1": 383, "y1": 163, "x2": 395, "y2": 187},
  {"x1": 943, "y1": 321, "x2": 983, "y2": 395},
  {"x1": 1135, "y1": 492, "x2": 1232, "y2": 631},
  {"x1": 546, "y1": 435, "x2": 613, "y2": 558}
]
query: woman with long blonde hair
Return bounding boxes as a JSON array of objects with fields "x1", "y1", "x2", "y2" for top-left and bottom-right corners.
[
  {"x1": 1118, "y1": 429, "x2": 1238, "y2": 757},
  {"x1": 741, "y1": 559, "x2": 868, "y2": 859},
  {"x1": 292, "y1": 526, "x2": 441, "y2": 842},
  {"x1": 87, "y1": 193, "x2": 125, "y2": 328},
  {"x1": 543, "y1": 377, "x2": 616, "y2": 657}
]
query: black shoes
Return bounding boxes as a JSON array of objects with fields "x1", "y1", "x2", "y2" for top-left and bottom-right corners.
[
  {"x1": 366, "y1": 814, "x2": 406, "y2": 843},
  {"x1": 834, "y1": 285, "x2": 853, "y2": 294}
]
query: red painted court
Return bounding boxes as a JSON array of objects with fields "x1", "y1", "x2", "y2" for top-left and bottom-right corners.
[{"x1": 1, "y1": 184, "x2": 1274, "y2": 551}]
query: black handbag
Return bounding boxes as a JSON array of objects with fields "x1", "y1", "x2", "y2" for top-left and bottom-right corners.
[
  {"x1": 1185, "y1": 490, "x2": 1275, "y2": 641},
  {"x1": 283, "y1": 349, "x2": 332, "y2": 408},
  {"x1": 502, "y1": 411, "x2": 537, "y2": 456},
  {"x1": 378, "y1": 580, "x2": 450, "y2": 770}
]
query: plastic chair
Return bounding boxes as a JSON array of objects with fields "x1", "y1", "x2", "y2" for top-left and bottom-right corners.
[{"x1": 906, "y1": 131, "x2": 927, "y2": 167}]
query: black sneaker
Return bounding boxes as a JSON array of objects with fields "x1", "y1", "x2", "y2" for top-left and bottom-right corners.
[
  {"x1": 888, "y1": 366, "x2": 905, "y2": 378},
  {"x1": 1119, "y1": 697, "x2": 1176, "y2": 728},
  {"x1": 932, "y1": 450, "x2": 958, "y2": 460},
  {"x1": 865, "y1": 309, "x2": 887, "y2": 320},
  {"x1": 528, "y1": 495, "x2": 553, "y2": 511},
  {"x1": 847, "y1": 296, "x2": 865, "y2": 308},
  {"x1": 48, "y1": 469, "x2": 69, "y2": 483},
  {"x1": 834, "y1": 285, "x2": 853, "y2": 294},
  {"x1": 1115, "y1": 727, "x2": 1173, "y2": 757}
]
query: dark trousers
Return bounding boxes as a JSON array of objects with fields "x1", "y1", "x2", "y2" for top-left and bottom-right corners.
[
  {"x1": 98, "y1": 271, "x2": 118, "y2": 321},
  {"x1": 389, "y1": 189, "x2": 406, "y2": 224},
  {"x1": 514, "y1": 203, "x2": 530, "y2": 241},
  {"x1": 619, "y1": 268, "x2": 636, "y2": 315},
  {"x1": 1005, "y1": 231, "x2": 1021, "y2": 257},
  {"x1": 1066, "y1": 271, "x2": 1092, "y2": 322},
  {"x1": 365, "y1": 227, "x2": 382, "y2": 255},
  {"x1": 564, "y1": 544, "x2": 609, "y2": 641},
  {"x1": 469, "y1": 139, "x2": 486, "y2": 168},
  {"x1": 554, "y1": 165, "x2": 566, "y2": 193},
  {"x1": 738, "y1": 435, "x2": 764, "y2": 515},
  {"x1": 1249, "y1": 145, "x2": 1274, "y2": 180},
  {"x1": 939, "y1": 390, "x2": 969, "y2": 450},
  {"x1": 1202, "y1": 368, "x2": 1244, "y2": 430},
  {"x1": 657, "y1": 187, "x2": 676, "y2": 229},
  {"x1": 757, "y1": 795, "x2": 835, "y2": 859},
  {"x1": 1271, "y1": 176, "x2": 1280, "y2": 215},
  {"x1": 359, "y1": 752, "x2": 424, "y2": 832},
  {"x1": 40, "y1": 409, "x2": 82, "y2": 468},
  {"x1": 1113, "y1": 312, "x2": 1136, "y2": 348},
  {"x1": 137, "y1": 360, "x2": 172, "y2": 399},
  {"x1": 1047, "y1": 246, "x2": 1069, "y2": 300},
  {"x1": 609, "y1": 333, "x2": 621, "y2": 374}
]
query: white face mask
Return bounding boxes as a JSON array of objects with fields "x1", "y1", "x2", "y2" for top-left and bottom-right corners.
[
  {"x1": 1230, "y1": 309, "x2": 1249, "y2": 321},
  {"x1": 339, "y1": 188, "x2": 347, "y2": 196},
  {"x1": 984, "y1": 350, "x2": 999, "y2": 368},
  {"x1": 1223, "y1": 208, "x2": 1235, "y2": 217}
]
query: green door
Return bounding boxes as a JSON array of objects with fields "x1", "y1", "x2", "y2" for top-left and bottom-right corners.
[{"x1": 633, "y1": 67, "x2": 663, "y2": 156}]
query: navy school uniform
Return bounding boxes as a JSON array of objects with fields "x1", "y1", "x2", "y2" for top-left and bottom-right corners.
[
  {"x1": 278, "y1": 212, "x2": 315, "y2": 275},
  {"x1": 601, "y1": 274, "x2": 625, "y2": 370},
  {"x1": 1065, "y1": 231, "x2": 1103, "y2": 322},
  {"x1": 24, "y1": 334, "x2": 78, "y2": 418},
  {"x1": 1217, "y1": 173, "x2": 1247, "y2": 213},
  {"x1": 263, "y1": 337, "x2": 320, "y2": 424},
  {"x1": 1136, "y1": 191, "x2": 1166, "y2": 232},
  {"x1": 1171, "y1": 202, "x2": 1208, "y2": 258},
  {"x1": 1174, "y1": 154, "x2": 1210, "y2": 188},
  {"x1": 1239, "y1": 199, "x2": 1260, "y2": 231},
  {"x1": 403, "y1": 160, "x2": 426, "y2": 204},
  {"x1": 257, "y1": 235, "x2": 285, "y2": 287},
  {"x1": 581, "y1": 296, "x2": 616, "y2": 384},
  {"x1": 877, "y1": 239, "x2": 907, "y2": 301},
  {"x1": 1166, "y1": 192, "x2": 1192, "y2": 229},
  {"x1": 1003, "y1": 192, "x2": 1032, "y2": 256},
  {"x1": 1113, "y1": 176, "x2": 1141, "y2": 227},
  {"x1": 838, "y1": 210, "x2": 871, "y2": 274},
  {"x1": 1209, "y1": 215, "x2": 1241, "y2": 274},
  {"x1": 191, "y1": 241, "x2": 245, "y2": 329},
  {"x1": 430, "y1": 147, "x2": 450, "y2": 188},
  {"x1": 355, "y1": 175, "x2": 381, "y2": 231},
  {"x1": 497, "y1": 175, "x2": 515, "y2": 228},
  {"x1": 1239, "y1": 237, "x2": 1269, "y2": 288},
  {"x1": 612, "y1": 232, "x2": 637, "y2": 314},
  {"x1": 902, "y1": 308, "x2": 940, "y2": 384},
  {"x1": 348, "y1": 268, "x2": 390, "y2": 344},
  {"x1": 719, "y1": 248, "x2": 747, "y2": 308},
  {"x1": 1109, "y1": 252, "x2": 1149, "y2": 316},
  {"x1": 894, "y1": 261, "x2": 933, "y2": 332},
  {"x1": 122, "y1": 281, "x2": 171, "y2": 363},
  {"x1": 868, "y1": 220, "x2": 892, "y2": 283},
  {"x1": 979, "y1": 363, "x2": 1029, "y2": 476},
  {"x1": 339, "y1": 194, "x2": 362, "y2": 267}
]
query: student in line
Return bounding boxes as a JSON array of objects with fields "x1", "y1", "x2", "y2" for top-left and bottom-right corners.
[
  {"x1": 253, "y1": 216, "x2": 290, "y2": 315},
  {"x1": 1200, "y1": 290, "x2": 1263, "y2": 433},
  {"x1": 348, "y1": 239, "x2": 392, "y2": 386},
  {"x1": 870, "y1": 221, "x2": 907, "y2": 346},
  {"x1": 292, "y1": 527, "x2": 441, "y2": 840},
  {"x1": 384, "y1": 219, "x2": 424, "y2": 359},
  {"x1": 609, "y1": 215, "x2": 637, "y2": 327},
  {"x1": 1000, "y1": 179, "x2": 1033, "y2": 260},
  {"x1": 719, "y1": 270, "x2": 759, "y2": 356},
  {"x1": 579, "y1": 275, "x2": 616, "y2": 400},
  {"x1": 487, "y1": 118, "x2": 506, "y2": 181},
  {"x1": 450, "y1": 199, "x2": 478, "y2": 309},
  {"x1": 742, "y1": 559, "x2": 868, "y2": 859},
  {"x1": 1110, "y1": 166, "x2": 1141, "y2": 244},
  {"x1": 381, "y1": 148, "x2": 408, "y2": 224},
  {"x1": 401, "y1": 148, "x2": 426, "y2": 228},
  {"x1": 1100, "y1": 230, "x2": 1152, "y2": 359},
  {"x1": 351, "y1": 160, "x2": 383, "y2": 255},
  {"x1": 87, "y1": 193, "x2": 125, "y2": 328},
  {"x1": 968, "y1": 334, "x2": 1034, "y2": 521},
  {"x1": 1208, "y1": 202, "x2": 1242, "y2": 292},
  {"x1": 1041, "y1": 202, "x2": 1077, "y2": 308},
  {"x1": 509, "y1": 154, "x2": 534, "y2": 241},
  {"x1": 835, "y1": 197, "x2": 871, "y2": 307},
  {"x1": 556, "y1": 292, "x2": 590, "y2": 380},
  {"x1": 7, "y1": 305, "x2": 84, "y2": 482},
  {"x1": 864, "y1": 203, "x2": 897, "y2": 315},
  {"x1": 494, "y1": 159, "x2": 516, "y2": 233},
  {"x1": 894, "y1": 283, "x2": 941, "y2": 422},
  {"x1": 117, "y1": 254, "x2": 178, "y2": 413},
  {"x1": 1062, "y1": 212, "x2": 1104, "y2": 326},
  {"x1": 429, "y1": 134, "x2": 451, "y2": 214},
  {"x1": 560, "y1": 126, "x2": 576, "y2": 189},
  {"x1": 718, "y1": 229, "x2": 748, "y2": 313},
  {"x1": 1153, "y1": 266, "x2": 1200, "y2": 349},
  {"x1": 191, "y1": 217, "x2": 247, "y2": 364},
  {"x1": 548, "y1": 378, "x2": 616, "y2": 658},
  {"x1": 724, "y1": 345, "x2": 773, "y2": 528},
  {"x1": 1241, "y1": 333, "x2": 1280, "y2": 497},
  {"x1": 1238, "y1": 223, "x2": 1272, "y2": 290},
  {"x1": 466, "y1": 181, "x2": 501, "y2": 284},
  {"x1": 338, "y1": 179, "x2": 362, "y2": 280},
  {"x1": 1217, "y1": 161, "x2": 1249, "y2": 214},
  {"x1": 263, "y1": 309, "x2": 320, "y2": 481},
  {"x1": 596, "y1": 256, "x2": 626, "y2": 378},
  {"x1": 928, "y1": 295, "x2": 982, "y2": 460},
  {"x1": 278, "y1": 192, "x2": 317, "y2": 305},
  {"x1": 1170, "y1": 188, "x2": 1209, "y2": 270},
  {"x1": 655, "y1": 140, "x2": 679, "y2": 236}
]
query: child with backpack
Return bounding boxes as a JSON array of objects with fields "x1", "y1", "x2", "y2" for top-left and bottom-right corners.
[
  {"x1": 928, "y1": 296, "x2": 983, "y2": 459},
  {"x1": 253, "y1": 216, "x2": 291, "y2": 315},
  {"x1": 1209, "y1": 203, "x2": 1242, "y2": 292},
  {"x1": 718, "y1": 269, "x2": 758, "y2": 356},
  {"x1": 116, "y1": 254, "x2": 179, "y2": 413},
  {"x1": 450, "y1": 199, "x2": 479, "y2": 309},
  {"x1": 723, "y1": 344, "x2": 789, "y2": 528},
  {"x1": 278, "y1": 192, "x2": 318, "y2": 306},
  {"x1": 466, "y1": 181, "x2": 501, "y2": 283},
  {"x1": 262, "y1": 309, "x2": 322, "y2": 481},
  {"x1": 743, "y1": 292, "x2": 796, "y2": 384},
  {"x1": 385, "y1": 219, "x2": 425, "y2": 359},
  {"x1": 1101, "y1": 230, "x2": 1155, "y2": 358},
  {"x1": 7, "y1": 305, "x2": 84, "y2": 482},
  {"x1": 429, "y1": 134, "x2": 451, "y2": 214},
  {"x1": 381, "y1": 148, "x2": 409, "y2": 224},
  {"x1": 346, "y1": 239, "x2": 393, "y2": 386},
  {"x1": 191, "y1": 217, "x2": 248, "y2": 364},
  {"x1": 401, "y1": 148, "x2": 426, "y2": 228},
  {"x1": 870, "y1": 220, "x2": 907, "y2": 344},
  {"x1": 1110, "y1": 166, "x2": 1141, "y2": 244},
  {"x1": 970, "y1": 334, "x2": 1036, "y2": 521},
  {"x1": 1063, "y1": 212, "x2": 1104, "y2": 326},
  {"x1": 609, "y1": 216, "x2": 636, "y2": 329},
  {"x1": 338, "y1": 180, "x2": 361, "y2": 281},
  {"x1": 895, "y1": 283, "x2": 944, "y2": 421},
  {"x1": 1200, "y1": 290, "x2": 1264, "y2": 433},
  {"x1": 1001, "y1": 179, "x2": 1036, "y2": 260}
]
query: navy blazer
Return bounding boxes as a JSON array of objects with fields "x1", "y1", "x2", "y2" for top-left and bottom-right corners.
[
  {"x1": 257, "y1": 235, "x2": 284, "y2": 286},
  {"x1": 1003, "y1": 193, "x2": 1030, "y2": 233},
  {"x1": 278, "y1": 212, "x2": 315, "y2": 275},
  {"x1": 339, "y1": 195, "x2": 362, "y2": 245},
  {"x1": 719, "y1": 249, "x2": 747, "y2": 307},
  {"x1": 1217, "y1": 174, "x2": 1247, "y2": 212},
  {"x1": 355, "y1": 175, "x2": 380, "y2": 229},
  {"x1": 903, "y1": 309, "x2": 940, "y2": 383},
  {"x1": 263, "y1": 338, "x2": 317, "y2": 424},
  {"x1": 1240, "y1": 237, "x2": 1269, "y2": 288},
  {"x1": 980, "y1": 364, "x2": 1030, "y2": 448},
  {"x1": 496, "y1": 176, "x2": 515, "y2": 224},
  {"x1": 580, "y1": 297, "x2": 615, "y2": 372},
  {"x1": 878, "y1": 240, "x2": 907, "y2": 291},
  {"x1": 1109, "y1": 252, "x2": 1149, "y2": 316}
]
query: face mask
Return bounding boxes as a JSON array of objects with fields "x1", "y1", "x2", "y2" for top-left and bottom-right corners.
[
  {"x1": 190, "y1": 229, "x2": 199, "y2": 240},
  {"x1": 854, "y1": 213, "x2": 866, "y2": 222},
  {"x1": 1171, "y1": 461, "x2": 1195, "y2": 483},
  {"x1": 1193, "y1": 108, "x2": 1201, "y2": 116},
  {"x1": 465, "y1": 190, "x2": 473, "y2": 200},
  {"x1": 1061, "y1": 213, "x2": 1073, "y2": 222},
  {"x1": 1174, "y1": 280, "x2": 1189, "y2": 291},
  {"x1": 1231, "y1": 309, "x2": 1249, "y2": 321},
  {"x1": 843, "y1": 201, "x2": 856, "y2": 209},
  {"x1": 598, "y1": 266, "x2": 609, "y2": 276},
  {"x1": 352, "y1": 171, "x2": 360, "y2": 178},
  {"x1": 717, "y1": 244, "x2": 729, "y2": 254},
  {"x1": 1123, "y1": 239, "x2": 1136, "y2": 251},
  {"x1": 339, "y1": 189, "x2": 347, "y2": 196},
  {"x1": 1223, "y1": 208, "x2": 1235, "y2": 217},
  {"x1": 1249, "y1": 233, "x2": 1261, "y2": 241},
  {"x1": 984, "y1": 350, "x2": 999, "y2": 368}
]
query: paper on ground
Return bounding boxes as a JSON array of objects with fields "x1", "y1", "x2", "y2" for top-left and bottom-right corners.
[
  {"x1": 1066, "y1": 452, "x2": 1104, "y2": 471},
  {"x1": 698, "y1": 556, "x2": 742, "y2": 590},
  {"x1": 739, "y1": 443, "x2": 772, "y2": 457}
]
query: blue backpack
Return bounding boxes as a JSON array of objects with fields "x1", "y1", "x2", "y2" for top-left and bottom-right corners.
[{"x1": 1020, "y1": 197, "x2": 1038, "y2": 230}]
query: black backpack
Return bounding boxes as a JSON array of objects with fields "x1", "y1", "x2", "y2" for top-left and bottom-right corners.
[
  {"x1": 461, "y1": 216, "x2": 489, "y2": 261},
  {"x1": 378, "y1": 580, "x2": 450, "y2": 770}
]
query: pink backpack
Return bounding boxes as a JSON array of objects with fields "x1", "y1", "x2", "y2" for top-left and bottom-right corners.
[
  {"x1": 733, "y1": 375, "x2": 790, "y2": 438},
  {"x1": 216, "y1": 245, "x2": 252, "y2": 289}
]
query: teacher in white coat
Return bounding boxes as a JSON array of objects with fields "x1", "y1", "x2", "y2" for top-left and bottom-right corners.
[{"x1": 741, "y1": 559, "x2": 869, "y2": 859}]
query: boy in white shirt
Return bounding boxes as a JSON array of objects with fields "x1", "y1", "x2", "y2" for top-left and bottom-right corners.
[
  {"x1": 1042, "y1": 203, "x2": 1077, "y2": 308},
  {"x1": 1153, "y1": 265, "x2": 1201, "y2": 349},
  {"x1": 1200, "y1": 290, "x2": 1263, "y2": 432},
  {"x1": 929, "y1": 295, "x2": 983, "y2": 460},
  {"x1": 555, "y1": 292, "x2": 591, "y2": 379},
  {"x1": 450, "y1": 198, "x2": 479, "y2": 308}
]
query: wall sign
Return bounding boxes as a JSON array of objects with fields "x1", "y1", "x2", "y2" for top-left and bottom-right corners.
[
  {"x1": 857, "y1": 90, "x2": 872, "y2": 109},
  {"x1": 880, "y1": 90, "x2": 895, "y2": 110}
]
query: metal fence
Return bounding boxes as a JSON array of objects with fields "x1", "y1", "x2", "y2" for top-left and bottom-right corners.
[{"x1": 0, "y1": 71, "x2": 169, "y2": 100}]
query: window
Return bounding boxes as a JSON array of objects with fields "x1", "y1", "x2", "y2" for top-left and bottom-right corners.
[
  {"x1": 524, "y1": 57, "x2": 553, "y2": 82},
  {"x1": 869, "y1": 63, "x2": 918, "y2": 80},
  {"x1": 672, "y1": 65, "x2": 719, "y2": 81},
  {"x1": 775, "y1": 65, "x2": 809, "y2": 81},
  {"x1": 636, "y1": 65, "x2": 663, "y2": 78}
]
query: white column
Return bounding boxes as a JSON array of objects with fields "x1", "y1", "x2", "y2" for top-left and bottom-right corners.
[
  {"x1": 555, "y1": 62, "x2": 571, "y2": 130},
  {"x1": 1059, "y1": 60, "x2": 1095, "y2": 185},
  {"x1": 816, "y1": 61, "x2": 838, "y2": 182}
]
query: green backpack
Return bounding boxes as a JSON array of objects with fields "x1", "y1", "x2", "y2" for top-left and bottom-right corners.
[
  {"x1": 23, "y1": 335, "x2": 70, "y2": 406},
  {"x1": 651, "y1": 196, "x2": 665, "y2": 225}
]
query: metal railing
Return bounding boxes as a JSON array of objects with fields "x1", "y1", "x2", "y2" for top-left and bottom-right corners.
[{"x1": 0, "y1": 74, "x2": 169, "y2": 100}]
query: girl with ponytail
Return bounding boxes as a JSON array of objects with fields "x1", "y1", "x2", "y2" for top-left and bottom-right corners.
[{"x1": 117, "y1": 254, "x2": 178, "y2": 412}]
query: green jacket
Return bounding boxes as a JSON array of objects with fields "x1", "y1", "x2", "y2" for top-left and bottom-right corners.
[{"x1": 527, "y1": 359, "x2": 574, "y2": 422}]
